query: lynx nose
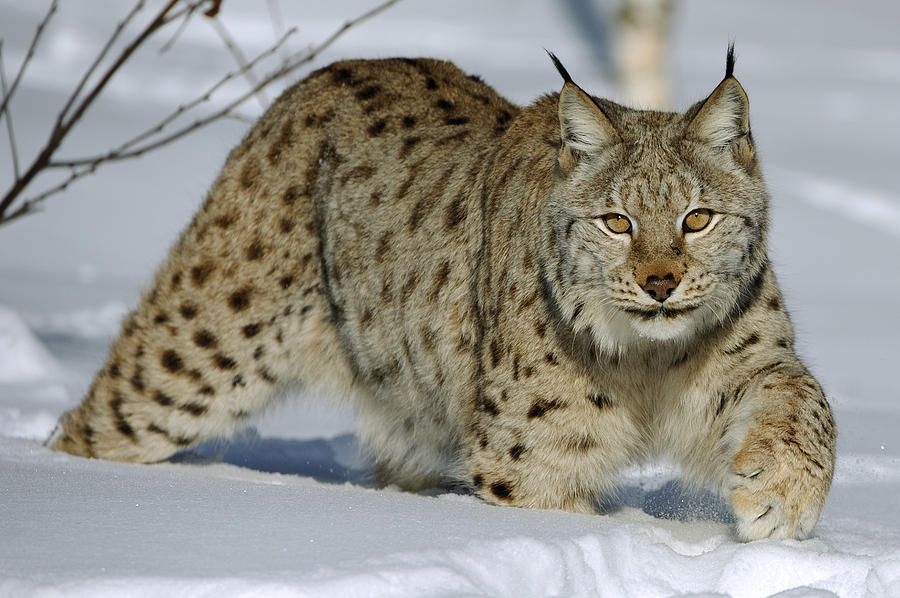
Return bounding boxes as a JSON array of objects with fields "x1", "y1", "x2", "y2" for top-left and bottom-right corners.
[{"x1": 641, "y1": 273, "x2": 679, "y2": 302}]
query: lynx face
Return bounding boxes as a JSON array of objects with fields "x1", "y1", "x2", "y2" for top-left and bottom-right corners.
[{"x1": 546, "y1": 55, "x2": 767, "y2": 347}]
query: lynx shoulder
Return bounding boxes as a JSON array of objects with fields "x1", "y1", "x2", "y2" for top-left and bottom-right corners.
[{"x1": 50, "y1": 48, "x2": 835, "y2": 541}]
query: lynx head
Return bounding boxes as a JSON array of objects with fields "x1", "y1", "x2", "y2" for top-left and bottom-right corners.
[{"x1": 544, "y1": 45, "x2": 768, "y2": 352}]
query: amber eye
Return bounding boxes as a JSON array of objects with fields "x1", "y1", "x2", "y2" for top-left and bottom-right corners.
[
  {"x1": 683, "y1": 209, "x2": 712, "y2": 233},
  {"x1": 603, "y1": 213, "x2": 632, "y2": 234}
]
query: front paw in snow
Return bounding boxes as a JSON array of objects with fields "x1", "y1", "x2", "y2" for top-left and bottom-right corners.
[{"x1": 729, "y1": 436, "x2": 833, "y2": 541}]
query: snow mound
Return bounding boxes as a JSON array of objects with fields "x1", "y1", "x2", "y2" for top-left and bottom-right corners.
[
  {"x1": 0, "y1": 305, "x2": 59, "y2": 383},
  {"x1": 26, "y1": 301, "x2": 128, "y2": 339}
]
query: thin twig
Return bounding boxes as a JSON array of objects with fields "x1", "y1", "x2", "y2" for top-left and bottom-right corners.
[
  {"x1": 1, "y1": 0, "x2": 401, "y2": 226},
  {"x1": 50, "y1": 0, "x2": 399, "y2": 167},
  {"x1": 57, "y1": 1, "x2": 146, "y2": 124},
  {"x1": 48, "y1": 27, "x2": 297, "y2": 169},
  {"x1": 0, "y1": 0, "x2": 185, "y2": 220},
  {"x1": 159, "y1": 3, "x2": 195, "y2": 53},
  {"x1": 0, "y1": 42, "x2": 22, "y2": 178},
  {"x1": 0, "y1": 0, "x2": 58, "y2": 121},
  {"x1": 207, "y1": 16, "x2": 269, "y2": 109}
]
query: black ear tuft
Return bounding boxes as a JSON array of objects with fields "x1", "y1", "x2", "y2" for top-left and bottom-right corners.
[
  {"x1": 546, "y1": 50, "x2": 574, "y2": 85},
  {"x1": 725, "y1": 42, "x2": 736, "y2": 79}
]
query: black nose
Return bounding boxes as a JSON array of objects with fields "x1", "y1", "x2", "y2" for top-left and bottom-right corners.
[{"x1": 641, "y1": 273, "x2": 679, "y2": 302}]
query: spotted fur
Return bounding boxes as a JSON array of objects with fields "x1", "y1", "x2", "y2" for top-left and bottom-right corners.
[{"x1": 49, "y1": 50, "x2": 834, "y2": 541}]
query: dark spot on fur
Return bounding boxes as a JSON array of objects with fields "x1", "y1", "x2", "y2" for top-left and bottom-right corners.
[
  {"x1": 401, "y1": 272, "x2": 419, "y2": 302},
  {"x1": 190, "y1": 262, "x2": 214, "y2": 287},
  {"x1": 213, "y1": 213, "x2": 234, "y2": 229},
  {"x1": 229, "y1": 287, "x2": 252, "y2": 312},
  {"x1": 279, "y1": 218, "x2": 295, "y2": 234},
  {"x1": 495, "y1": 109, "x2": 512, "y2": 134},
  {"x1": 490, "y1": 481, "x2": 512, "y2": 499},
  {"x1": 768, "y1": 296, "x2": 781, "y2": 310},
  {"x1": 193, "y1": 329, "x2": 218, "y2": 349},
  {"x1": 429, "y1": 260, "x2": 451, "y2": 301},
  {"x1": 443, "y1": 193, "x2": 466, "y2": 229},
  {"x1": 376, "y1": 230, "x2": 393, "y2": 263},
  {"x1": 130, "y1": 368, "x2": 145, "y2": 393},
  {"x1": 213, "y1": 353, "x2": 237, "y2": 371},
  {"x1": 435, "y1": 98, "x2": 454, "y2": 111},
  {"x1": 240, "y1": 159, "x2": 260, "y2": 189},
  {"x1": 170, "y1": 272, "x2": 182, "y2": 289},
  {"x1": 108, "y1": 363, "x2": 121, "y2": 378},
  {"x1": 509, "y1": 444, "x2": 525, "y2": 460},
  {"x1": 152, "y1": 390, "x2": 173, "y2": 407},
  {"x1": 472, "y1": 474, "x2": 484, "y2": 488},
  {"x1": 489, "y1": 338, "x2": 501, "y2": 368},
  {"x1": 476, "y1": 394, "x2": 499, "y2": 416},
  {"x1": 242, "y1": 323, "x2": 261, "y2": 338},
  {"x1": 179, "y1": 402, "x2": 208, "y2": 417},
  {"x1": 725, "y1": 333, "x2": 761, "y2": 356},
  {"x1": 331, "y1": 67, "x2": 354, "y2": 84},
  {"x1": 283, "y1": 185, "x2": 304, "y2": 205},
  {"x1": 402, "y1": 115, "x2": 417, "y2": 128},
  {"x1": 356, "y1": 84, "x2": 381, "y2": 100},
  {"x1": 161, "y1": 350, "x2": 183, "y2": 373},
  {"x1": 368, "y1": 119, "x2": 387, "y2": 137},
  {"x1": 279, "y1": 275, "x2": 294, "y2": 290},
  {"x1": 246, "y1": 242, "x2": 264, "y2": 261},
  {"x1": 153, "y1": 313, "x2": 169, "y2": 325},
  {"x1": 425, "y1": 77, "x2": 438, "y2": 90},
  {"x1": 400, "y1": 136, "x2": 420, "y2": 159},
  {"x1": 199, "y1": 385, "x2": 215, "y2": 396},
  {"x1": 588, "y1": 392, "x2": 612, "y2": 409},
  {"x1": 109, "y1": 394, "x2": 136, "y2": 440},
  {"x1": 253, "y1": 345, "x2": 264, "y2": 360},
  {"x1": 445, "y1": 116, "x2": 469, "y2": 126},
  {"x1": 179, "y1": 303, "x2": 198, "y2": 320},
  {"x1": 528, "y1": 399, "x2": 562, "y2": 419},
  {"x1": 257, "y1": 366, "x2": 277, "y2": 384}
]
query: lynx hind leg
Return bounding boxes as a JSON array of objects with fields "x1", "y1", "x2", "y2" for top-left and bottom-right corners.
[{"x1": 50, "y1": 110, "x2": 354, "y2": 462}]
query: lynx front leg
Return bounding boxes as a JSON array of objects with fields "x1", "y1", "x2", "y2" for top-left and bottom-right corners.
[
  {"x1": 725, "y1": 368, "x2": 836, "y2": 540},
  {"x1": 465, "y1": 356, "x2": 641, "y2": 514}
]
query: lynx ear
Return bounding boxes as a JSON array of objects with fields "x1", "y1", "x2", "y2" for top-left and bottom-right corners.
[
  {"x1": 548, "y1": 52, "x2": 620, "y2": 156},
  {"x1": 686, "y1": 44, "x2": 750, "y2": 148}
]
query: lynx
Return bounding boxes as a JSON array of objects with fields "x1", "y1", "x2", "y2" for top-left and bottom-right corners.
[{"x1": 49, "y1": 45, "x2": 835, "y2": 541}]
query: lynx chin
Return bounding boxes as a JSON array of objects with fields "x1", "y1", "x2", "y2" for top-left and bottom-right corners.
[{"x1": 49, "y1": 44, "x2": 835, "y2": 541}]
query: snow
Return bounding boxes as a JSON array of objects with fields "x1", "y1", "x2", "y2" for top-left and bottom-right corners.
[
  {"x1": 2, "y1": 1, "x2": 900, "y2": 596},
  {"x1": 0, "y1": 305, "x2": 59, "y2": 383}
]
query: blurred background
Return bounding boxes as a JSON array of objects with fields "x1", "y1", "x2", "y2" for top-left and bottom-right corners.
[{"x1": 0, "y1": 1, "x2": 898, "y2": 486}]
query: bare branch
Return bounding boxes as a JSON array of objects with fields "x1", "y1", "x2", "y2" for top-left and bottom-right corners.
[
  {"x1": 0, "y1": 0, "x2": 402, "y2": 227},
  {"x1": 57, "y1": 1, "x2": 146, "y2": 124},
  {"x1": 49, "y1": 0, "x2": 400, "y2": 167},
  {"x1": 48, "y1": 27, "x2": 298, "y2": 169},
  {"x1": 0, "y1": 42, "x2": 22, "y2": 178},
  {"x1": 0, "y1": 0, "x2": 194, "y2": 220},
  {"x1": 0, "y1": 0, "x2": 58, "y2": 121},
  {"x1": 159, "y1": 7, "x2": 193, "y2": 54},
  {"x1": 207, "y1": 16, "x2": 269, "y2": 109}
]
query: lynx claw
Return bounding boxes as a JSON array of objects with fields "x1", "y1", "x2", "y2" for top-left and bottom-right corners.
[{"x1": 729, "y1": 448, "x2": 828, "y2": 541}]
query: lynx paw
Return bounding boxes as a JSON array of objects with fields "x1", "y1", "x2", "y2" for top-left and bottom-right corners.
[{"x1": 729, "y1": 442, "x2": 830, "y2": 541}]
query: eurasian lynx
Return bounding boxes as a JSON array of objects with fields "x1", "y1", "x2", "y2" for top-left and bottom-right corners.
[{"x1": 50, "y1": 46, "x2": 835, "y2": 541}]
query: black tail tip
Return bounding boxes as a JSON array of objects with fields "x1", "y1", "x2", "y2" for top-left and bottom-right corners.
[
  {"x1": 725, "y1": 42, "x2": 736, "y2": 78},
  {"x1": 546, "y1": 49, "x2": 574, "y2": 84}
]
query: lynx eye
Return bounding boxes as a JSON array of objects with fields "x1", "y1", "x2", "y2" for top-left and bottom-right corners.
[
  {"x1": 683, "y1": 209, "x2": 712, "y2": 233},
  {"x1": 602, "y1": 213, "x2": 632, "y2": 234}
]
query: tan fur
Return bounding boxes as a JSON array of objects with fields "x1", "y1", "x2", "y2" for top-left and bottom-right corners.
[{"x1": 48, "y1": 55, "x2": 835, "y2": 541}]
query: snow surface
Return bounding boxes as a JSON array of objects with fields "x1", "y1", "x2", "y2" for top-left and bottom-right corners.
[{"x1": 2, "y1": 1, "x2": 900, "y2": 596}]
